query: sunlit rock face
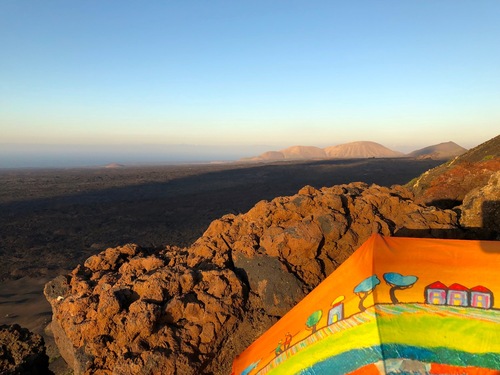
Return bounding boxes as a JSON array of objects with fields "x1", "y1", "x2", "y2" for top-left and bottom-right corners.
[
  {"x1": 407, "y1": 134, "x2": 500, "y2": 210},
  {"x1": 460, "y1": 171, "x2": 500, "y2": 239}
]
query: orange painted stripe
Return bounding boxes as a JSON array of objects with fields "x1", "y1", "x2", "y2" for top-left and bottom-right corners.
[
  {"x1": 346, "y1": 363, "x2": 380, "y2": 375},
  {"x1": 430, "y1": 363, "x2": 500, "y2": 374}
]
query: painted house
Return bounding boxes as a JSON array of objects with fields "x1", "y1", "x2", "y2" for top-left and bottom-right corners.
[
  {"x1": 425, "y1": 281, "x2": 447, "y2": 305},
  {"x1": 447, "y1": 283, "x2": 469, "y2": 306},
  {"x1": 328, "y1": 296, "x2": 345, "y2": 324},
  {"x1": 470, "y1": 285, "x2": 493, "y2": 309},
  {"x1": 328, "y1": 303, "x2": 344, "y2": 325}
]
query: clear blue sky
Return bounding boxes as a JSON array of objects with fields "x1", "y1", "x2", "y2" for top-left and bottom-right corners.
[{"x1": 1, "y1": 1, "x2": 499, "y2": 166}]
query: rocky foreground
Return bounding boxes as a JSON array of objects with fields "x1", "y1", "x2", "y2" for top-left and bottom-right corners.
[
  {"x1": 2, "y1": 134, "x2": 498, "y2": 374},
  {"x1": 41, "y1": 181, "x2": 478, "y2": 375}
]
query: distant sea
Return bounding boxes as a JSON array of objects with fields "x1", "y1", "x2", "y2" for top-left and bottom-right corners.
[{"x1": 0, "y1": 144, "x2": 273, "y2": 169}]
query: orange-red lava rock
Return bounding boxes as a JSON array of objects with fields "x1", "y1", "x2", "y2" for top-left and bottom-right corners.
[
  {"x1": 45, "y1": 182, "x2": 462, "y2": 374},
  {"x1": 0, "y1": 324, "x2": 50, "y2": 375}
]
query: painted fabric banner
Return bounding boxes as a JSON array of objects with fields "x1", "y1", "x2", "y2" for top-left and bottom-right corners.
[{"x1": 231, "y1": 234, "x2": 500, "y2": 375}]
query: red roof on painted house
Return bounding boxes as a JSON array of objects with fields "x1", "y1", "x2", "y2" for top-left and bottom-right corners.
[
  {"x1": 426, "y1": 281, "x2": 447, "y2": 290},
  {"x1": 448, "y1": 283, "x2": 468, "y2": 291},
  {"x1": 470, "y1": 285, "x2": 492, "y2": 293}
]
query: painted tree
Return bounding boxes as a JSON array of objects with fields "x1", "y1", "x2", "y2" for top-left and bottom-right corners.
[
  {"x1": 354, "y1": 275, "x2": 381, "y2": 312},
  {"x1": 305, "y1": 310, "x2": 323, "y2": 333},
  {"x1": 383, "y1": 272, "x2": 418, "y2": 303}
]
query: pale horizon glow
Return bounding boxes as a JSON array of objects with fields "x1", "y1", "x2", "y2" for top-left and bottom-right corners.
[{"x1": 1, "y1": 1, "x2": 499, "y2": 167}]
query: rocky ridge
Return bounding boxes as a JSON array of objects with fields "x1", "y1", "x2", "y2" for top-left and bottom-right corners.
[
  {"x1": 44, "y1": 182, "x2": 464, "y2": 375},
  {"x1": 407, "y1": 134, "x2": 500, "y2": 209}
]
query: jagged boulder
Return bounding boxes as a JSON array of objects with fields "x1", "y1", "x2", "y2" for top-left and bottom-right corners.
[
  {"x1": 44, "y1": 244, "x2": 245, "y2": 375},
  {"x1": 0, "y1": 324, "x2": 50, "y2": 375},
  {"x1": 45, "y1": 182, "x2": 462, "y2": 375},
  {"x1": 460, "y1": 171, "x2": 500, "y2": 238},
  {"x1": 193, "y1": 183, "x2": 461, "y2": 290}
]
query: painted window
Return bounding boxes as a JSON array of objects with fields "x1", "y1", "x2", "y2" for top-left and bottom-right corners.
[
  {"x1": 427, "y1": 290, "x2": 446, "y2": 305},
  {"x1": 447, "y1": 291, "x2": 468, "y2": 306},
  {"x1": 471, "y1": 292, "x2": 491, "y2": 308}
]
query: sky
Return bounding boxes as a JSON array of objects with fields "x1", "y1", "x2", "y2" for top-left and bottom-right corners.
[{"x1": 1, "y1": 1, "x2": 499, "y2": 167}]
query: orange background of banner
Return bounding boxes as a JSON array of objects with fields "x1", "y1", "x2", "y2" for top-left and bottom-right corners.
[{"x1": 231, "y1": 235, "x2": 500, "y2": 375}]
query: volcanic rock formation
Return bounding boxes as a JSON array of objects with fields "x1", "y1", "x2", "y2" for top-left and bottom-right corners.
[
  {"x1": 44, "y1": 182, "x2": 463, "y2": 375},
  {"x1": 0, "y1": 324, "x2": 50, "y2": 375}
]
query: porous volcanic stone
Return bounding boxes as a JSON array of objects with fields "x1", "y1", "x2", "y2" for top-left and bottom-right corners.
[{"x1": 0, "y1": 324, "x2": 51, "y2": 375}]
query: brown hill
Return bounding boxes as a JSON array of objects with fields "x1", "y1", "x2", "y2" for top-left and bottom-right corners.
[
  {"x1": 324, "y1": 141, "x2": 404, "y2": 158},
  {"x1": 103, "y1": 163, "x2": 126, "y2": 169},
  {"x1": 257, "y1": 151, "x2": 285, "y2": 160},
  {"x1": 407, "y1": 141, "x2": 467, "y2": 160},
  {"x1": 407, "y1": 134, "x2": 500, "y2": 210},
  {"x1": 280, "y1": 145, "x2": 327, "y2": 159},
  {"x1": 248, "y1": 146, "x2": 326, "y2": 161}
]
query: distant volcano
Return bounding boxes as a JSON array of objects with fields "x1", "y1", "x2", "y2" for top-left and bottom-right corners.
[
  {"x1": 280, "y1": 145, "x2": 327, "y2": 159},
  {"x1": 103, "y1": 163, "x2": 126, "y2": 169},
  {"x1": 245, "y1": 141, "x2": 404, "y2": 161},
  {"x1": 407, "y1": 141, "x2": 467, "y2": 160},
  {"x1": 324, "y1": 141, "x2": 404, "y2": 158}
]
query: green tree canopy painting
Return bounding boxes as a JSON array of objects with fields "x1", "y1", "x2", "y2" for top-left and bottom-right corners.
[{"x1": 305, "y1": 310, "x2": 323, "y2": 333}]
